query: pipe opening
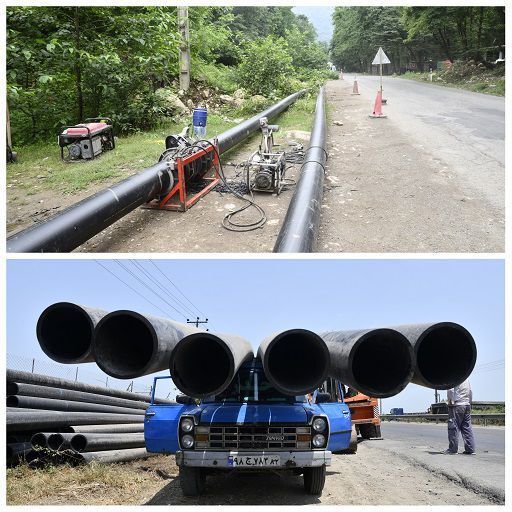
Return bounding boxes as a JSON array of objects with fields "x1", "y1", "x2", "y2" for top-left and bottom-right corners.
[
  {"x1": 6, "y1": 396, "x2": 19, "y2": 407},
  {"x1": 172, "y1": 334, "x2": 232, "y2": 396},
  {"x1": 267, "y1": 330, "x2": 329, "y2": 394},
  {"x1": 47, "y1": 434, "x2": 65, "y2": 451},
  {"x1": 31, "y1": 433, "x2": 49, "y2": 449},
  {"x1": 352, "y1": 331, "x2": 412, "y2": 396},
  {"x1": 95, "y1": 313, "x2": 155, "y2": 378},
  {"x1": 417, "y1": 325, "x2": 475, "y2": 388},
  {"x1": 37, "y1": 304, "x2": 93, "y2": 362},
  {"x1": 70, "y1": 435, "x2": 87, "y2": 452}
]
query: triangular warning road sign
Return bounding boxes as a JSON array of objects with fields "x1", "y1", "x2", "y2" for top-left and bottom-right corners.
[{"x1": 372, "y1": 47, "x2": 391, "y2": 65}]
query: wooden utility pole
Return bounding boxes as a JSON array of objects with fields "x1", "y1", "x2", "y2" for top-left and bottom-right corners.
[{"x1": 178, "y1": 7, "x2": 190, "y2": 92}]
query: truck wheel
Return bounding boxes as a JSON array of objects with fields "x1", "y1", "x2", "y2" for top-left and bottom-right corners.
[
  {"x1": 360, "y1": 424, "x2": 381, "y2": 439},
  {"x1": 303, "y1": 465, "x2": 326, "y2": 495},
  {"x1": 179, "y1": 466, "x2": 206, "y2": 496}
]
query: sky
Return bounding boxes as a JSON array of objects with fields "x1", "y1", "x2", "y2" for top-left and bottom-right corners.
[
  {"x1": 292, "y1": 6, "x2": 334, "y2": 42},
  {"x1": 6, "y1": 259, "x2": 504, "y2": 411}
]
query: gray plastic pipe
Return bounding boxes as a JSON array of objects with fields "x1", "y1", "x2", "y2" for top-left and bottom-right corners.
[
  {"x1": 170, "y1": 332, "x2": 254, "y2": 398},
  {"x1": 321, "y1": 328, "x2": 415, "y2": 398},
  {"x1": 94, "y1": 310, "x2": 202, "y2": 379},
  {"x1": 7, "y1": 395, "x2": 146, "y2": 415},
  {"x1": 63, "y1": 424, "x2": 144, "y2": 434},
  {"x1": 258, "y1": 329, "x2": 330, "y2": 395},
  {"x1": 77, "y1": 448, "x2": 156, "y2": 464},
  {"x1": 8, "y1": 382, "x2": 148, "y2": 410},
  {"x1": 70, "y1": 433, "x2": 145, "y2": 453}
]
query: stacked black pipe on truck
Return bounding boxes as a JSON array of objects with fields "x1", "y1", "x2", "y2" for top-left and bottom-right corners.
[{"x1": 5, "y1": 370, "x2": 170, "y2": 466}]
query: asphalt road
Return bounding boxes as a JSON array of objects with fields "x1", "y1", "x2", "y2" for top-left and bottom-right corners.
[
  {"x1": 357, "y1": 75, "x2": 505, "y2": 211},
  {"x1": 371, "y1": 421, "x2": 505, "y2": 502}
]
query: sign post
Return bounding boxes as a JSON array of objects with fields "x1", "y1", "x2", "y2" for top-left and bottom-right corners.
[{"x1": 372, "y1": 47, "x2": 391, "y2": 96}]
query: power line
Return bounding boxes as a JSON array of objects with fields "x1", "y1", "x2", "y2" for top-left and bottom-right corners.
[
  {"x1": 113, "y1": 260, "x2": 188, "y2": 320},
  {"x1": 149, "y1": 260, "x2": 207, "y2": 318},
  {"x1": 94, "y1": 260, "x2": 174, "y2": 319},
  {"x1": 130, "y1": 260, "x2": 197, "y2": 318}
]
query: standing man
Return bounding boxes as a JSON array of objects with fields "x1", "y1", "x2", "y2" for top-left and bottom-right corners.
[{"x1": 444, "y1": 378, "x2": 476, "y2": 455}]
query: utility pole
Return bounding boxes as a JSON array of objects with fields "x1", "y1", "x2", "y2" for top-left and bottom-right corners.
[
  {"x1": 187, "y1": 317, "x2": 208, "y2": 330},
  {"x1": 434, "y1": 389, "x2": 440, "y2": 403},
  {"x1": 178, "y1": 7, "x2": 190, "y2": 92}
]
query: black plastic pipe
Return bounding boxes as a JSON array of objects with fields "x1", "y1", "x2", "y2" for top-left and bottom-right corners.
[
  {"x1": 7, "y1": 370, "x2": 173, "y2": 404},
  {"x1": 63, "y1": 423, "x2": 144, "y2": 434},
  {"x1": 69, "y1": 433, "x2": 145, "y2": 453},
  {"x1": 170, "y1": 332, "x2": 254, "y2": 398},
  {"x1": 258, "y1": 329, "x2": 330, "y2": 395},
  {"x1": 8, "y1": 382, "x2": 148, "y2": 410},
  {"x1": 7, "y1": 395, "x2": 146, "y2": 415},
  {"x1": 321, "y1": 328, "x2": 415, "y2": 398},
  {"x1": 274, "y1": 87, "x2": 326, "y2": 252},
  {"x1": 6, "y1": 161, "x2": 174, "y2": 253},
  {"x1": 389, "y1": 323, "x2": 477, "y2": 389},
  {"x1": 36, "y1": 302, "x2": 108, "y2": 364},
  {"x1": 216, "y1": 90, "x2": 305, "y2": 153},
  {"x1": 7, "y1": 442, "x2": 32, "y2": 461},
  {"x1": 94, "y1": 310, "x2": 201, "y2": 379},
  {"x1": 47, "y1": 433, "x2": 73, "y2": 451},
  {"x1": 7, "y1": 411, "x2": 143, "y2": 431},
  {"x1": 30, "y1": 432, "x2": 54, "y2": 450},
  {"x1": 7, "y1": 91, "x2": 304, "y2": 253}
]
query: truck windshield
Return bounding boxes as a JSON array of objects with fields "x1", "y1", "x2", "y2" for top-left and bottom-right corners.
[{"x1": 203, "y1": 367, "x2": 306, "y2": 404}]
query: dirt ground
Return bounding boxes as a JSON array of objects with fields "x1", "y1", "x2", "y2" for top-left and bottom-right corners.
[{"x1": 7, "y1": 441, "x2": 495, "y2": 505}]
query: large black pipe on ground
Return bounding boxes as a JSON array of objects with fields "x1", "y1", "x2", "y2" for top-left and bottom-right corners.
[
  {"x1": 389, "y1": 322, "x2": 477, "y2": 389},
  {"x1": 8, "y1": 382, "x2": 148, "y2": 410},
  {"x1": 169, "y1": 332, "x2": 254, "y2": 398},
  {"x1": 7, "y1": 91, "x2": 305, "y2": 253},
  {"x1": 77, "y1": 448, "x2": 156, "y2": 464},
  {"x1": 7, "y1": 411, "x2": 143, "y2": 431},
  {"x1": 36, "y1": 302, "x2": 108, "y2": 364},
  {"x1": 7, "y1": 370, "x2": 173, "y2": 404},
  {"x1": 274, "y1": 87, "x2": 326, "y2": 253},
  {"x1": 321, "y1": 328, "x2": 415, "y2": 398},
  {"x1": 7, "y1": 395, "x2": 146, "y2": 415},
  {"x1": 94, "y1": 310, "x2": 201, "y2": 379},
  {"x1": 258, "y1": 329, "x2": 330, "y2": 396},
  {"x1": 7, "y1": 442, "x2": 32, "y2": 463}
]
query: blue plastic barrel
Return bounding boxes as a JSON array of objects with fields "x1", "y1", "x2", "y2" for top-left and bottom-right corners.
[{"x1": 192, "y1": 108, "x2": 208, "y2": 127}]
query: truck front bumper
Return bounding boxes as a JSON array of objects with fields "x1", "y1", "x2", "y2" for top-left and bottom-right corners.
[{"x1": 176, "y1": 450, "x2": 332, "y2": 469}]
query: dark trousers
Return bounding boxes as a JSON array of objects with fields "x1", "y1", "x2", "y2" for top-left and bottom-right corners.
[{"x1": 448, "y1": 405, "x2": 475, "y2": 453}]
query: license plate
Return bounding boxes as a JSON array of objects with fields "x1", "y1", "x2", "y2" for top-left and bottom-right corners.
[{"x1": 227, "y1": 455, "x2": 280, "y2": 467}]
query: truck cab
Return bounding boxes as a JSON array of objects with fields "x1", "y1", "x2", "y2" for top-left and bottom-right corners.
[{"x1": 144, "y1": 359, "x2": 353, "y2": 496}]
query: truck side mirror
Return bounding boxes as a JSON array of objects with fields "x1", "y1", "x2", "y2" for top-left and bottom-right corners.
[
  {"x1": 315, "y1": 392, "x2": 332, "y2": 404},
  {"x1": 176, "y1": 394, "x2": 195, "y2": 405}
]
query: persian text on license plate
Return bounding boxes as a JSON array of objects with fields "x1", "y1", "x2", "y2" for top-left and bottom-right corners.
[{"x1": 227, "y1": 455, "x2": 280, "y2": 467}]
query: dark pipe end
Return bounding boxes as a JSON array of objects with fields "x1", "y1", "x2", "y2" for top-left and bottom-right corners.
[
  {"x1": 6, "y1": 396, "x2": 19, "y2": 407},
  {"x1": 264, "y1": 329, "x2": 330, "y2": 395},
  {"x1": 70, "y1": 435, "x2": 87, "y2": 453},
  {"x1": 170, "y1": 333, "x2": 234, "y2": 398},
  {"x1": 31, "y1": 433, "x2": 48, "y2": 449},
  {"x1": 94, "y1": 311, "x2": 157, "y2": 379},
  {"x1": 350, "y1": 329, "x2": 414, "y2": 398},
  {"x1": 36, "y1": 302, "x2": 94, "y2": 363},
  {"x1": 415, "y1": 322, "x2": 477, "y2": 389},
  {"x1": 47, "y1": 434, "x2": 65, "y2": 451}
]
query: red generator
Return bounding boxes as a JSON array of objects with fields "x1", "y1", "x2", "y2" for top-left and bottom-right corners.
[{"x1": 58, "y1": 117, "x2": 115, "y2": 161}]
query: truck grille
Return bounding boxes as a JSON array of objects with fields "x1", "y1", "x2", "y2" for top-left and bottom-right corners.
[{"x1": 195, "y1": 425, "x2": 311, "y2": 451}]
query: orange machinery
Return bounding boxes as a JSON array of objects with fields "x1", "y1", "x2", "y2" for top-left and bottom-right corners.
[{"x1": 344, "y1": 391, "x2": 381, "y2": 439}]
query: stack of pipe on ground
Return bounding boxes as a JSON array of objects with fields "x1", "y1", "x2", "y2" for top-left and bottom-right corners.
[{"x1": 6, "y1": 370, "x2": 174, "y2": 466}]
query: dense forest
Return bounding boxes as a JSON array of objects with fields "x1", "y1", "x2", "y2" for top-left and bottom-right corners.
[
  {"x1": 7, "y1": 7, "x2": 333, "y2": 145},
  {"x1": 330, "y1": 6, "x2": 505, "y2": 73}
]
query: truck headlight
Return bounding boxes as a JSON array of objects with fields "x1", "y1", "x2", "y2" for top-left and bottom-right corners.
[
  {"x1": 180, "y1": 418, "x2": 194, "y2": 432},
  {"x1": 181, "y1": 435, "x2": 194, "y2": 449},
  {"x1": 312, "y1": 434, "x2": 326, "y2": 448},
  {"x1": 313, "y1": 417, "x2": 327, "y2": 432}
]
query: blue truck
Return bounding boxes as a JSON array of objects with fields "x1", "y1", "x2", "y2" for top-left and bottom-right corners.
[{"x1": 144, "y1": 359, "x2": 356, "y2": 496}]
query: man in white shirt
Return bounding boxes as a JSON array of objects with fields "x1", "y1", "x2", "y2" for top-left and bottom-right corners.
[{"x1": 444, "y1": 378, "x2": 475, "y2": 455}]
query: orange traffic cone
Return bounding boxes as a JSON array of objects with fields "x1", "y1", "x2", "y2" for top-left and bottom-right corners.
[
  {"x1": 369, "y1": 90, "x2": 387, "y2": 118},
  {"x1": 351, "y1": 77, "x2": 360, "y2": 95}
]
